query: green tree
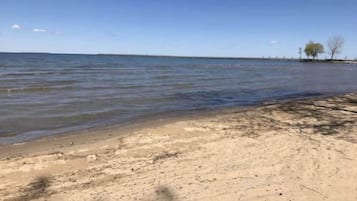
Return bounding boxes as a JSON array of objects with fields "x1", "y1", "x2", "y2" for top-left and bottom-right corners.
[{"x1": 304, "y1": 41, "x2": 324, "y2": 60}]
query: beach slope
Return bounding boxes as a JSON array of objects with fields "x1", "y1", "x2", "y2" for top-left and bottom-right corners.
[{"x1": 1, "y1": 94, "x2": 357, "y2": 201}]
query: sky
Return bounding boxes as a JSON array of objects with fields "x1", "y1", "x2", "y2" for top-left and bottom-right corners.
[{"x1": 0, "y1": 0, "x2": 356, "y2": 58}]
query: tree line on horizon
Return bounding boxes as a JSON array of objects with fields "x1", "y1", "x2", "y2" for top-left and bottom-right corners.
[{"x1": 301, "y1": 36, "x2": 344, "y2": 60}]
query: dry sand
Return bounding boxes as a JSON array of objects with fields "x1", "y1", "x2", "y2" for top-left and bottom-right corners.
[{"x1": 0, "y1": 94, "x2": 357, "y2": 201}]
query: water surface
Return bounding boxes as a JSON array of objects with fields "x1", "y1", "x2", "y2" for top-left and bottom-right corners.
[{"x1": 1, "y1": 53, "x2": 357, "y2": 143}]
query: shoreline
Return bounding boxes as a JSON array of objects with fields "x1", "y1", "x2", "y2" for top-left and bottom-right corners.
[
  {"x1": 2, "y1": 52, "x2": 356, "y2": 64},
  {"x1": 300, "y1": 59, "x2": 357, "y2": 64},
  {"x1": 0, "y1": 90, "x2": 341, "y2": 146},
  {"x1": 0, "y1": 91, "x2": 340, "y2": 155},
  {"x1": 1, "y1": 93, "x2": 356, "y2": 200}
]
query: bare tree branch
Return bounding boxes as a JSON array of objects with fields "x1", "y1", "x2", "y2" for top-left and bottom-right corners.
[{"x1": 327, "y1": 36, "x2": 344, "y2": 60}]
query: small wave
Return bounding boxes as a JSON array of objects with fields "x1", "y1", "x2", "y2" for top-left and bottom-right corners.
[
  {"x1": 0, "y1": 86, "x2": 73, "y2": 93},
  {"x1": 154, "y1": 75, "x2": 171, "y2": 80},
  {"x1": 0, "y1": 129, "x2": 17, "y2": 137},
  {"x1": 1, "y1": 71, "x2": 62, "y2": 76}
]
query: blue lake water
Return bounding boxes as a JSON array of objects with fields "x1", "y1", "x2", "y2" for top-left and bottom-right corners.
[{"x1": 1, "y1": 53, "x2": 357, "y2": 143}]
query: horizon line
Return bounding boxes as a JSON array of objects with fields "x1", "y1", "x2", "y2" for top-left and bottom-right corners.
[{"x1": 0, "y1": 51, "x2": 301, "y2": 60}]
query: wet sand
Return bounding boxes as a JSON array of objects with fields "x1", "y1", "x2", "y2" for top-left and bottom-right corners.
[{"x1": 0, "y1": 94, "x2": 357, "y2": 201}]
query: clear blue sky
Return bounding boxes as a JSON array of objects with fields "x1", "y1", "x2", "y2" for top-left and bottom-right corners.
[{"x1": 1, "y1": 0, "x2": 356, "y2": 58}]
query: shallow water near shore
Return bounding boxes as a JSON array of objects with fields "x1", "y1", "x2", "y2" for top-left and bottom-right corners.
[{"x1": 1, "y1": 53, "x2": 357, "y2": 143}]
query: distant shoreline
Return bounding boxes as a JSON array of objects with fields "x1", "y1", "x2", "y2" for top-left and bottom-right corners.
[
  {"x1": 0, "y1": 52, "x2": 304, "y2": 61},
  {"x1": 0, "y1": 51, "x2": 298, "y2": 60},
  {"x1": 1, "y1": 52, "x2": 356, "y2": 63},
  {"x1": 300, "y1": 59, "x2": 357, "y2": 64}
]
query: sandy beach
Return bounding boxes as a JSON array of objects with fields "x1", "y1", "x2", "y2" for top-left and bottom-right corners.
[{"x1": 0, "y1": 94, "x2": 357, "y2": 201}]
